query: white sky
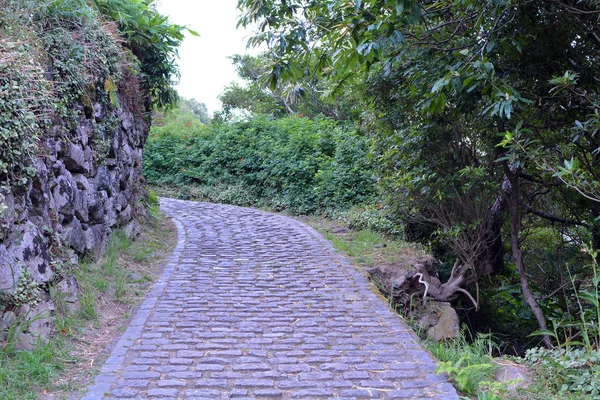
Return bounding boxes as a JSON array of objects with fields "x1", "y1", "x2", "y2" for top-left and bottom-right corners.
[{"x1": 155, "y1": 0, "x2": 261, "y2": 114}]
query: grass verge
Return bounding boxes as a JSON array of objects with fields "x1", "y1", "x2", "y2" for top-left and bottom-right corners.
[{"x1": 0, "y1": 200, "x2": 177, "y2": 400}]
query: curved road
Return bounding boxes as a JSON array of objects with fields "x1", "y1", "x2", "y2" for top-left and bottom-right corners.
[{"x1": 83, "y1": 198, "x2": 458, "y2": 399}]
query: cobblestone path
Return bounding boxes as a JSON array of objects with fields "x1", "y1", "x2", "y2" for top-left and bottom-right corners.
[{"x1": 83, "y1": 199, "x2": 458, "y2": 399}]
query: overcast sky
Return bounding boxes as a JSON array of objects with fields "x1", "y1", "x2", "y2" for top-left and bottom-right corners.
[{"x1": 155, "y1": 0, "x2": 260, "y2": 114}]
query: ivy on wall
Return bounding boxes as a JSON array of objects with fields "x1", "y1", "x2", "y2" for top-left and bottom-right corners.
[{"x1": 0, "y1": 0, "x2": 187, "y2": 191}]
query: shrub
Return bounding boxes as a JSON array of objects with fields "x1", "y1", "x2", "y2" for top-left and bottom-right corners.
[{"x1": 143, "y1": 114, "x2": 377, "y2": 214}]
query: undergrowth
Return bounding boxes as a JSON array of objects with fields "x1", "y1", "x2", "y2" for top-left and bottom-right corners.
[{"x1": 308, "y1": 215, "x2": 600, "y2": 400}]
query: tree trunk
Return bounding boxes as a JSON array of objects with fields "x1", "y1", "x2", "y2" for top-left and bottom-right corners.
[{"x1": 507, "y1": 172, "x2": 553, "y2": 349}]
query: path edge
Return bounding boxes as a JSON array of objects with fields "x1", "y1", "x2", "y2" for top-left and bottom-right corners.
[{"x1": 80, "y1": 204, "x2": 185, "y2": 400}]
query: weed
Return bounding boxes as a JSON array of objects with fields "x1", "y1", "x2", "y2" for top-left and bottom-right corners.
[
  {"x1": 431, "y1": 331, "x2": 499, "y2": 395},
  {"x1": 0, "y1": 326, "x2": 68, "y2": 399}
]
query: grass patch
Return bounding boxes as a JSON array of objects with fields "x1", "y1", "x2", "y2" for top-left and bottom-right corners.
[
  {"x1": 304, "y1": 215, "x2": 424, "y2": 271},
  {"x1": 0, "y1": 339, "x2": 69, "y2": 400},
  {"x1": 0, "y1": 202, "x2": 177, "y2": 400}
]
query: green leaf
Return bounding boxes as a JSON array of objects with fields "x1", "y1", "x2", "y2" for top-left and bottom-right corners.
[
  {"x1": 579, "y1": 290, "x2": 599, "y2": 307},
  {"x1": 529, "y1": 329, "x2": 556, "y2": 338},
  {"x1": 186, "y1": 28, "x2": 200, "y2": 37},
  {"x1": 431, "y1": 77, "x2": 449, "y2": 93},
  {"x1": 396, "y1": 1, "x2": 404, "y2": 16}
]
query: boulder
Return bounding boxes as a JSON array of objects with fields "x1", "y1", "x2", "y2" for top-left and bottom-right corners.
[
  {"x1": 96, "y1": 165, "x2": 113, "y2": 196},
  {"x1": 5, "y1": 222, "x2": 52, "y2": 285},
  {"x1": 93, "y1": 102, "x2": 106, "y2": 122},
  {"x1": 61, "y1": 143, "x2": 87, "y2": 174},
  {"x1": 74, "y1": 188, "x2": 89, "y2": 223},
  {"x1": 76, "y1": 119, "x2": 92, "y2": 147},
  {"x1": 52, "y1": 174, "x2": 78, "y2": 218},
  {"x1": 0, "y1": 190, "x2": 14, "y2": 238},
  {"x1": 494, "y1": 360, "x2": 531, "y2": 390},
  {"x1": 85, "y1": 225, "x2": 107, "y2": 258},
  {"x1": 117, "y1": 204, "x2": 132, "y2": 225},
  {"x1": 63, "y1": 217, "x2": 86, "y2": 254},
  {"x1": 0, "y1": 244, "x2": 21, "y2": 293},
  {"x1": 120, "y1": 110, "x2": 134, "y2": 131},
  {"x1": 425, "y1": 302, "x2": 460, "y2": 342},
  {"x1": 87, "y1": 191, "x2": 106, "y2": 224},
  {"x1": 14, "y1": 290, "x2": 55, "y2": 347},
  {"x1": 54, "y1": 275, "x2": 80, "y2": 313},
  {"x1": 83, "y1": 146, "x2": 95, "y2": 177}
]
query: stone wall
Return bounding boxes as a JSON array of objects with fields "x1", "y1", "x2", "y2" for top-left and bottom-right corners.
[{"x1": 0, "y1": 102, "x2": 149, "y2": 345}]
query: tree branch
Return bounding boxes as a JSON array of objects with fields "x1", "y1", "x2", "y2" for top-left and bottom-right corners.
[{"x1": 521, "y1": 203, "x2": 589, "y2": 228}]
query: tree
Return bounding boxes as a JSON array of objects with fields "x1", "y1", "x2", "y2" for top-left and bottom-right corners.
[
  {"x1": 218, "y1": 54, "x2": 360, "y2": 120},
  {"x1": 237, "y1": 0, "x2": 600, "y2": 346},
  {"x1": 94, "y1": 0, "x2": 198, "y2": 108}
]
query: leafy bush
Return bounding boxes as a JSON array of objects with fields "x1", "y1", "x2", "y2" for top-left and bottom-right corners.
[
  {"x1": 525, "y1": 347, "x2": 600, "y2": 398},
  {"x1": 93, "y1": 0, "x2": 194, "y2": 108},
  {"x1": 143, "y1": 114, "x2": 377, "y2": 214}
]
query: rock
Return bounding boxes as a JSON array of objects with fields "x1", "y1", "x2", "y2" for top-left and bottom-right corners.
[
  {"x1": 104, "y1": 197, "x2": 117, "y2": 228},
  {"x1": 426, "y1": 302, "x2": 460, "y2": 342},
  {"x1": 5, "y1": 222, "x2": 53, "y2": 285},
  {"x1": 88, "y1": 191, "x2": 106, "y2": 224},
  {"x1": 119, "y1": 142, "x2": 133, "y2": 167},
  {"x1": 96, "y1": 165, "x2": 113, "y2": 196},
  {"x1": 117, "y1": 205, "x2": 132, "y2": 225},
  {"x1": 494, "y1": 360, "x2": 531, "y2": 390},
  {"x1": 1, "y1": 311, "x2": 15, "y2": 332},
  {"x1": 83, "y1": 146, "x2": 95, "y2": 177},
  {"x1": 15, "y1": 291, "x2": 55, "y2": 346},
  {"x1": 76, "y1": 119, "x2": 92, "y2": 147},
  {"x1": 104, "y1": 158, "x2": 118, "y2": 169},
  {"x1": 108, "y1": 129, "x2": 123, "y2": 159},
  {"x1": 64, "y1": 217, "x2": 86, "y2": 254},
  {"x1": 28, "y1": 160, "x2": 51, "y2": 222},
  {"x1": 54, "y1": 275, "x2": 80, "y2": 313},
  {"x1": 123, "y1": 219, "x2": 140, "y2": 238},
  {"x1": 72, "y1": 173, "x2": 91, "y2": 191},
  {"x1": 0, "y1": 190, "x2": 15, "y2": 237},
  {"x1": 0, "y1": 244, "x2": 21, "y2": 293},
  {"x1": 52, "y1": 174, "x2": 77, "y2": 217},
  {"x1": 1, "y1": 68, "x2": 149, "y2": 344},
  {"x1": 128, "y1": 273, "x2": 142, "y2": 281},
  {"x1": 332, "y1": 227, "x2": 349, "y2": 234},
  {"x1": 93, "y1": 102, "x2": 106, "y2": 122},
  {"x1": 85, "y1": 225, "x2": 107, "y2": 258},
  {"x1": 116, "y1": 191, "x2": 131, "y2": 211},
  {"x1": 120, "y1": 110, "x2": 134, "y2": 131},
  {"x1": 11, "y1": 190, "x2": 29, "y2": 224},
  {"x1": 61, "y1": 143, "x2": 87, "y2": 173},
  {"x1": 74, "y1": 188, "x2": 89, "y2": 223}
]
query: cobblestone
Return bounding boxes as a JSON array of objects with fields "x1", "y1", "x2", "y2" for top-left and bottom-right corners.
[{"x1": 82, "y1": 199, "x2": 458, "y2": 399}]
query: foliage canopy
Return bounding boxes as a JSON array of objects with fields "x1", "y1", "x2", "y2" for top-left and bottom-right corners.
[{"x1": 235, "y1": 0, "x2": 600, "y2": 349}]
